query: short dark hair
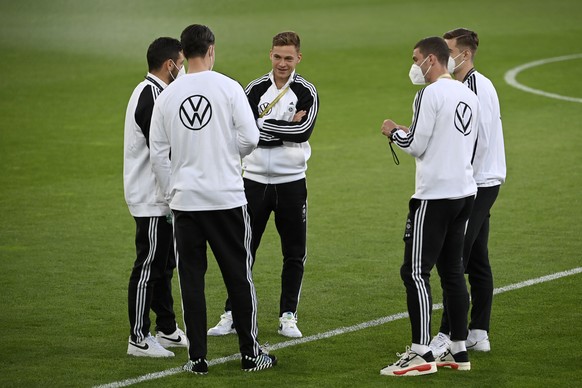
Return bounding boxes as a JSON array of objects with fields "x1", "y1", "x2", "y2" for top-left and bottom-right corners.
[
  {"x1": 443, "y1": 28, "x2": 479, "y2": 54},
  {"x1": 146, "y1": 37, "x2": 182, "y2": 71},
  {"x1": 272, "y1": 31, "x2": 301, "y2": 51},
  {"x1": 414, "y1": 37, "x2": 450, "y2": 66},
  {"x1": 180, "y1": 24, "x2": 215, "y2": 59}
]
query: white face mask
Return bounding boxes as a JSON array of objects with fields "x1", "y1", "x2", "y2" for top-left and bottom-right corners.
[
  {"x1": 169, "y1": 60, "x2": 184, "y2": 81},
  {"x1": 409, "y1": 56, "x2": 431, "y2": 85},
  {"x1": 447, "y1": 56, "x2": 456, "y2": 74},
  {"x1": 451, "y1": 51, "x2": 466, "y2": 72}
]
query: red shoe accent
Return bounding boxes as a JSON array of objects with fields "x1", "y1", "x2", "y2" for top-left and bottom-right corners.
[
  {"x1": 437, "y1": 362, "x2": 459, "y2": 369},
  {"x1": 394, "y1": 363, "x2": 433, "y2": 375}
]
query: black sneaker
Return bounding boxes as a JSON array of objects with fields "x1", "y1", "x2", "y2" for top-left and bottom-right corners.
[
  {"x1": 183, "y1": 358, "x2": 209, "y2": 375},
  {"x1": 241, "y1": 353, "x2": 277, "y2": 372}
]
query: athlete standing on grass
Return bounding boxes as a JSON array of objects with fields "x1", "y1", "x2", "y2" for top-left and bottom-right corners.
[
  {"x1": 429, "y1": 28, "x2": 507, "y2": 357},
  {"x1": 208, "y1": 31, "x2": 319, "y2": 339},
  {"x1": 379, "y1": 36, "x2": 479, "y2": 376},
  {"x1": 149, "y1": 24, "x2": 277, "y2": 374},
  {"x1": 123, "y1": 37, "x2": 187, "y2": 358}
]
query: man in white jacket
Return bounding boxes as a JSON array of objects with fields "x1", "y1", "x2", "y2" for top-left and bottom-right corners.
[
  {"x1": 149, "y1": 24, "x2": 276, "y2": 374},
  {"x1": 123, "y1": 36, "x2": 187, "y2": 358},
  {"x1": 380, "y1": 36, "x2": 479, "y2": 376},
  {"x1": 208, "y1": 31, "x2": 319, "y2": 339},
  {"x1": 430, "y1": 28, "x2": 507, "y2": 357}
]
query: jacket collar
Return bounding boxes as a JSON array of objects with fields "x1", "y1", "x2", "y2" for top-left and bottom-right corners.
[
  {"x1": 145, "y1": 73, "x2": 168, "y2": 91},
  {"x1": 268, "y1": 70, "x2": 296, "y2": 89}
]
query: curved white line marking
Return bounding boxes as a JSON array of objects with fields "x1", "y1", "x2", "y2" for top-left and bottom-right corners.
[{"x1": 504, "y1": 53, "x2": 582, "y2": 103}]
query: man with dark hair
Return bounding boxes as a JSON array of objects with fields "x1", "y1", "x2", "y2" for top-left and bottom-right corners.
[
  {"x1": 123, "y1": 37, "x2": 186, "y2": 358},
  {"x1": 430, "y1": 28, "x2": 506, "y2": 356},
  {"x1": 149, "y1": 24, "x2": 277, "y2": 374},
  {"x1": 207, "y1": 31, "x2": 319, "y2": 339},
  {"x1": 379, "y1": 36, "x2": 479, "y2": 376}
]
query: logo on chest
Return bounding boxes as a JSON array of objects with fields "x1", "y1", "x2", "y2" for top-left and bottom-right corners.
[{"x1": 258, "y1": 102, "x2": 272, "y2": 118}]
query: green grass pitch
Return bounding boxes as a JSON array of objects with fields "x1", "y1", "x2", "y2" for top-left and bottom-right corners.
[{"x1": 0, "y1": 0, "x2": 581, "y2": 386}]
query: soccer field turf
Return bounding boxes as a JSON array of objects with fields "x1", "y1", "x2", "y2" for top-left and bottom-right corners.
[{"x1": 1, "y1": 0, "x2": 581, "y2": 386}]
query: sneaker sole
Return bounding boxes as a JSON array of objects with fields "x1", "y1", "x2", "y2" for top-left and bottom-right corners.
[
  {"x1": 242, "y1": 364, "x2": 275, "y2": 372},
  {"x1": 127, "y1": 348, "x2": 174, "y2": 358},
  {"x1": 277, "y1": 330, "x2": 302, "y2": 338},
  {"x1": 207, "y1": 330, "x2": 236, "y2": 336},
  {"x1": 158, "y1": 342, "x2": 188, "y2": 348},
  {"x1": 436, "y1": 361, "x2": 471, "y2": 371},
  {"x1": 380, "y1": 362, "x2": 437, "y2": 376},
  {"x1": 467, "y1": 342, "x2": 490, "y2": 352}
]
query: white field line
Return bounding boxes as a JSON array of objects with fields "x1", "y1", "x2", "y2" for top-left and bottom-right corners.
[
  {"x1": 504, "y1": 53, "x2": 582, "y2": 103},
  {"x1": 95, "y1": 267, "x2": 582, "y2": 388}
]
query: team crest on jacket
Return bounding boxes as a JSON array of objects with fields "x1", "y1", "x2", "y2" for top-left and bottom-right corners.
[
  {"x1": 180, "y1": 95, "x2": 212, "y2": 130},
  {"x1": 454, "y1": 102, "x2": 473, "y2": 136}
]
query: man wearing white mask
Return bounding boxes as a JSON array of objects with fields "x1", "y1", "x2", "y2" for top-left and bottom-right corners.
[
  {"x1": 124, "y1": 37, "x2": 187, "y2": 358},
  {"x1": 150, "y1": 24, "x2": 277, "y2": 374},
  {"x1": 379, "y1": 36, "x2": 479, "y2": 376},
  {"x1": 430, "y1": 28, "x2": 507, "y2": 357}
]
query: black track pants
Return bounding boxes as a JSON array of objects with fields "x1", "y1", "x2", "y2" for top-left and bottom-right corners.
[
  {"x1": 400, "y1": 196, "x2": 474, "y2": 344},
  {"x1": 173, "y1": 206, "x2": 261, "y2": 359}
]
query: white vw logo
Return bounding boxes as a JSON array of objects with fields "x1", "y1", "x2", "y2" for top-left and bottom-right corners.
[
  {"x1": 454, "y1": 102, "x2": 473, "y2": 136},
  {"x1": 180, "y1": 95, "x2": 212, "y2": 130}
]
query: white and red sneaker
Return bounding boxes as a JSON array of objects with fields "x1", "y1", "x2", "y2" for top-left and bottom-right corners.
[{"x1": 380, "y1": 346, "x2": 437, "y2": 376}]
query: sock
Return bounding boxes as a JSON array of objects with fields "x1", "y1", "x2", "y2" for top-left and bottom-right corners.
[
  {"x1": 411, "y1": 343, "x2": 431, "y2": 355},
  {"x1": 450, "y1": 340, "x2": 467, "y2": 354}
]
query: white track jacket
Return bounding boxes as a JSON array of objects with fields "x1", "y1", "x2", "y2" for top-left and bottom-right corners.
[
  {"x1": 464, "y1": 69, "x2": 506, "y2": 187},
  {"x1": 123, "y1": 73, "x2": 169, "y2": 217},
  {"x1": 392, "y1": 78, "x2": 479, "y2": 200},
  {"x1": 149, "y1": 70, "x2": 259, "y2": 211},
  {"x1": 242, "y1": 71, "x2": 319, "y2": 184}
]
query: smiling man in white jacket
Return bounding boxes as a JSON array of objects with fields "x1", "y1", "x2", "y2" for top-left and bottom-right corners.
[{"x1": 207, "y1": 31, "x2": 319, "y2": 340}]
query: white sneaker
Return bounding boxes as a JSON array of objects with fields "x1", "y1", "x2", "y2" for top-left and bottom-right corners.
[
  {"x1": 380, "y1": 346, "x2": 437, "y2": 376},
  {"x1": 156, "y1": 326, "x2": 188, "y2": 348},
  {"x1": 278, "y1": 312, "x2": 302, "y2": 338},
  {"x1": 466, "y1": 329, "x2": 490, "y2": 351},
  {"x1": 429, "y1": 332, "x2": 451, "y2": 357},
  {"x1": 207, "y1": 311, "x2": 237, "y2": 336},
  {"x1": 127, "y1": 334, "x2": 174, "y2": 357}
]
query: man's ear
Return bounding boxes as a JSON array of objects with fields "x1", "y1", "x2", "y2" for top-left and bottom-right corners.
[
  {"x1": 429, "y1": 54, "x2": 436, "y2": 65},
  {"x1": 165, "y1": 58, "x2": 174, "y2": 71}
]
